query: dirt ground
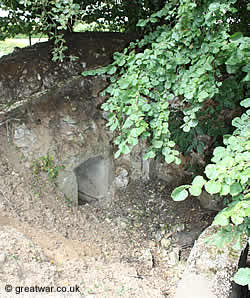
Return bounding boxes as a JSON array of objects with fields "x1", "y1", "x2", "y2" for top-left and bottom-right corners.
[{"x1": 0, "y1": 144, "x2": 216, "y2": 297}]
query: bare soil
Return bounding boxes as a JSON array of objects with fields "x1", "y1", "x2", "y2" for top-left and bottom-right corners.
[{"x1": 0, "y1": 145, "x2": 215, "y2": 297}]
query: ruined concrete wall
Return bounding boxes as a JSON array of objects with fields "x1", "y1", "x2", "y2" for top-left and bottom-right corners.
[{"x1": 0, "y1": 32, "x2": 151, "y2": 206}]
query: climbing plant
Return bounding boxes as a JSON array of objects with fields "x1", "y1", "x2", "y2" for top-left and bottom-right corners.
[
  {"x1": 82, "y1": 0, "x2": 249, "y2": 162},
  {"x1": 171, "y1": 99, "x2": 249, "y2": 236},
  {"x1": 81, "y1": 0, "x2": 250, "y2": 282},
  {"x1": 1, "y1": 0, "x2": 249, "y2": 284}
]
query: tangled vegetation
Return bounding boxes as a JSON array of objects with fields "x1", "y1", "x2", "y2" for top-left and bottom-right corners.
[
  {"x1": 1, "y1": 0, "x2": 249, "y2": 285},
  {"x1": 82, "y1": 0, "x2": 250, "y2": 284}
]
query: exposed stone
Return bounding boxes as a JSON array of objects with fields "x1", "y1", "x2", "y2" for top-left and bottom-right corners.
[
  {"x1": 168, "y1": 247, "x2": 180, "y2": 266},
  {"x1": 13, "y1": 123, "x2": 37, "y2": 149},
  {"x1": 161, "y1": 238, "x2": 171, "y2": 249},
  {"x1": 115, "y1": 216, "x2": 130, "y2": 230},
  {"x1": 196, "y1": 191, "x2": 224, "y2": 211},
  {"x1": 174, "y1": 225, "x2": 248, "y2": 298},
  {"x1": 114, "y1": 166, "x2": 129, "y2": 188},
  {"x1": 173, "y1": 230, "x2": 201, "y2": 248},
  {"x1": 171, "y1": 223, "x2": 185, "y2": 233},
  {"x1": 139, "y1": 249, "x2": 154, "y2": 270},
  {"x1": 154, "y1": 230, "x2": 165, "y2": 242},
  {"x1": 0, "y1": 32, "x2": 139, "y2": 108}
]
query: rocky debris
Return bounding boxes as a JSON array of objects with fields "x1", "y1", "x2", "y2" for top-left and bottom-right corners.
[
  {"x1": 114, "y1": 166, "x2": 129, "y2": 188},
  {"x1": 0, "y1": 145, "x2": 218, "y2": 297},
  {"x1": 0, "y1": 225, "x2": 163, "y2": 298}
]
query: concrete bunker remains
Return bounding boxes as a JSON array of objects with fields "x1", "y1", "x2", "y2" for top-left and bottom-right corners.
[{"x1": 74, "y1": 155, "x2": 113, "y2": 205}]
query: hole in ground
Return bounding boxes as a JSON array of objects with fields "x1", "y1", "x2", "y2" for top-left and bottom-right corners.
[{"x1": 74, "y1": 156, "x2": 112, "y2": 205}]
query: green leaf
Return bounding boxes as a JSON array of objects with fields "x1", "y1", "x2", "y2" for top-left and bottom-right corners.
[
  {"x1": 107, "y1": 65, "x2": 117, "y2": 75},
  {"x1": 137, "y1": 19, "x2": 148, "y2": 27},
  {"x1": 118, "y1": 78, "x2": 130, "y2": 89},
  {"x1": 192, "y1": 175, "x2": 206, "y2": 187},
  {"x1": 205, "y1": 181, "x2": 221, "y2": 194},
  {"x1": 230, "y1": 183, "x2": 242, "y2": 196},
  {"x1": 130, "y1": 128, "x2": 141, "y2": 138},
  {"x1": 123, "y1": 118, "x2": 133, "y2": 129},
  {"x1": 142, "y1": 104, "x2": 151, "y2": 112},
  {"x1": 242, "y1": 73, "x2": 250, "y2": 82},
  {"x1": 213, "y1": 212, "x2": 230, "y2": 226},
  {"x1": 127, "y1": 137, "x2": 138, "y2": 146},
  {"x1": 114, "y1": 150, "x2": 121, "y2": 159},
  {"x1": 231, "y1": 213, "x2": 244, "y2": 225},
  {"x1": 212, "y1": 147, "x2": 226, "y2": 161},
  {"x1": 198, "y1": 91, "x2": 209, "y2": 102},
  {"x1": 183, "y1": 124, "x2": 191, "y2": 132},
  {"x1": 240, "y1": 98, "x2": 250, "y2": 108},
  {"x1": 205, "y1": 164, "x2": 218, "y2": 179},
  {"x1": 220, "y1": 184, "x2": 230, "y2": 196},
  {"x1": 233, "y1": 268, "x2": 250, "y2": 286},
  {"x1": 168, "y1": 141, "x2": 175, "y2": 147},
  {"x1": 120, "y1": 143, "x2": 131, "y2": 155},
  {"x1": 143, "y1": 151, "x2": 156, "y2": 160},
  {"x1": 230, "y1": 32, "x2": 243, "y2": 41},
  {"x1": 242, "y1": 64, "x2": 250, "y2": 73},
  {"x1": 189, "y1": 185, "x2": 202, "y2": 196},
  {"x1": 153, "y1": 140, "x2": 163, "y2": 148},
  {"x1": 164, "y1": 154, "x2": 175, "y2": 164},
  {"x1": 175, "y1": 157, "x2": 181, "y2": 165},
  {"x1": 171, "y1": 186, "x2": 189, "y2": 201}
]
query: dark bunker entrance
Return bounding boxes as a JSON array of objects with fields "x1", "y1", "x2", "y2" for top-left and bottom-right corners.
[{"x1": 74, "y1": 156, "x2": 113, "y2": 205}]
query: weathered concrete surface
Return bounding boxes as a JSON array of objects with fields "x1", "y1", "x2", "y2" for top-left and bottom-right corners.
[
  {"x1": 0, "y1": 32, "x2": 149, "y2": 206},
  {"x1": 174, "y1": 225, "x2": 248, "y2": 298}
]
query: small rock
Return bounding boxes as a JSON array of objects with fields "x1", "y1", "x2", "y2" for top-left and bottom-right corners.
[
  {"x1": 161, "y1": 238, "x2": 171, "y2": 249},
  {"x1": 168, "y1": 248, "x2": 180, "y2": 265},
  {"x1": 24, "y1": 162, "x2": 31, "y2": 168},
  {"x1": 114, "y1": 167, "x2": 129, "y2": 188},
  {"x1": 0, "y1": 252, "x2": 7, "y2": 266},
  {"x1": 116, "y1": 216, "x2": 129, "y2": 229},
  {"x1": 172, "y1": 223, "x2": 185, "y2": 233},
  {"x1": 154, "y1": 230, "x2": 164, "y2": 242},
  {"x1": 63, "y1": 115, "x2": 78, "y2": 125}
]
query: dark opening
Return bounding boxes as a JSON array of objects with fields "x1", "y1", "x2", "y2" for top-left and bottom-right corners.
[{"x1": 74, "y1": 156, "x2": 111, "y2": 205}]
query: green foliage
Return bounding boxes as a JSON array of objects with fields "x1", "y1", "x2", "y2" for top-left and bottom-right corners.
[
  {"x1": 172, "y1": 101, "x2": 250, "y2": 285},
  {"x1": 2, "y1": 0, "x2": 249, "y2": 285},
  {"x1": 83, "y1": 0, "x2": 249, "y2": 164},
  {"x1": 233, "y1": 268, "x2": 250, "y2": 287},
  {"x1": 32, "y1": 155, "x2": 64, "y2": 183},
  {"x1": 172, "y1": 102, "x2": 250, "y2": 224},
  {"x1": 204, "y1": 224, "x2": 248, "y2": 250}
]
